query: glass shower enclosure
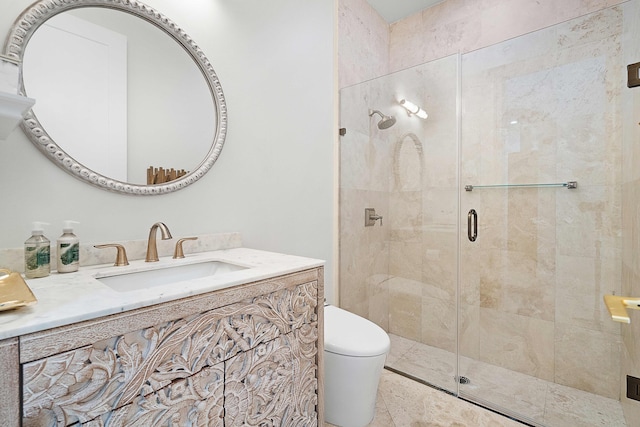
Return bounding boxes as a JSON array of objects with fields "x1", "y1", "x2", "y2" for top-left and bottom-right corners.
[{"x1": 339, "y1": 3, "x2": 637, "y2": 426}]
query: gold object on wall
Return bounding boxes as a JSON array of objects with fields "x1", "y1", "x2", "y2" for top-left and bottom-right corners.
[
  {"x1": 147, "y1": 166, "x2": 189, "y2": 184},
  {"x1": 603, "y1": 294, "x2": 640, "y2": 323},
  {"x1": 0, "y1": 268, "x2": 37, "y2": 311}
]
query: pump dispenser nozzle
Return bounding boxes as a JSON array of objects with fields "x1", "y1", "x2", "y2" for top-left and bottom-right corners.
[
  {"x1": 62, "y1": 220, "x2": 80, "y2": 232},
  {"x1": 31, "y1": 221, "x2": 50, "y2": 235}
]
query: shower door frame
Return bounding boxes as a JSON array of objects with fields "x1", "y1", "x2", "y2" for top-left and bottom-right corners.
[
  {"x1": 339, "y1": 4, "x2": 629, "y2": 424},
  {"x1": 455, "y1": 4, "x2": 628, "y2": 426}
]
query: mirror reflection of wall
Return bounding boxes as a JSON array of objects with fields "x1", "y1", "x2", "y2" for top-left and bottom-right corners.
[
  {"x1": 23, "y1": 12, "x2": 128, "y2": 181},
  {"x1": 22, "y1": 7, "x2": 216, "y2": 185}
]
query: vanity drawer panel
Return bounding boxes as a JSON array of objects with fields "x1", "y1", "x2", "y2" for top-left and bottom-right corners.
[
  {"x1": 22, "y1": 281, "x2": 318, "y2": 426},
  {"x1": 216, "y1": 279, "x2": 318, "y2": 356},
  {"x1": 20, "y1": 268, "x2": 320, "y2": 364},
  {"x1": 224, "y1": 326, "x2": 318, "y2": 427},
  {"x1": 83, "y1": 362, "x2": 224, "y2": 427},
  {"x1": 0, "y1": 338, "x2": 19, "y2": 427}
]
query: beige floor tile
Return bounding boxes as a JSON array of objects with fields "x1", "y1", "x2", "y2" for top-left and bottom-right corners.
[
  {"x1": 325, "y1": 370, "x2": 523, "y2": 427},
  {"x1": 544, "y1": 382, "x2": 626, "y2": 427},
  {"x1": 382, "y1": 334, "x2": 627, "y2": 427}
]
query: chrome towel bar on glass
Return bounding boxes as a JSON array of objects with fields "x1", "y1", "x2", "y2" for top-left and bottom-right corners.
[{"x1": 465, "y1": 181, "x2": 577, "y2": 191}]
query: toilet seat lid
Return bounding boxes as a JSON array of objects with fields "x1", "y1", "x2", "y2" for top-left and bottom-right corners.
[{"x1": 324, "y1": 305, "x2": 390, "y2": 357}]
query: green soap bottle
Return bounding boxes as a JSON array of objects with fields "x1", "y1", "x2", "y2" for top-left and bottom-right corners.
[
  {"x1": 24, "y1": 222, "x2": 50, "y2": 279},
  {"x1": 57, "y1": 220, "x2": 80, "y2": 273}
]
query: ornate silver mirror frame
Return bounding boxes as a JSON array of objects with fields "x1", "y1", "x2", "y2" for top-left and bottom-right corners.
[{"x1": 4, "y1": 0, "x2": 227, "y2": 195}]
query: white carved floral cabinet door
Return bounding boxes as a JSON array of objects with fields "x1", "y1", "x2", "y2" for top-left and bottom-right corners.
[
  {"x1": 224, "y1": 326, "x2": 319, "y2": 426},
  {"x1": 20, "y1": 272, "x2": 320, "y2": 427}
]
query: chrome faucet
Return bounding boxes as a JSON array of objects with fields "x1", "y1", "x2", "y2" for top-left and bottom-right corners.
[{"x1": 145, "y1": 222, "x2": 173, "y2": 262}]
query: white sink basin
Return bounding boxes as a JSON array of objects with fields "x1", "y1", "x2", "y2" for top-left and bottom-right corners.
[{"x1": 96, "y1": 261, "x2": 248, "y2": 292}]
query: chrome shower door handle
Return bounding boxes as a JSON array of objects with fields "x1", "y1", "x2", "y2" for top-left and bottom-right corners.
[{"x1": 468, "y1": 209, "x2": 478, "y2": 242}]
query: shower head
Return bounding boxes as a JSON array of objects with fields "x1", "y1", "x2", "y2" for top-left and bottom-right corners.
[{"x1": 369, "y1": 109, "x2": 396, "y2": 130}]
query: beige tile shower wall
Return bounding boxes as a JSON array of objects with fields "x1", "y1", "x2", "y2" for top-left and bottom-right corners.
[
  {"x1": 338, "y1": 0, "x2": 390, "y2": 89},
  {"x1": 389, "y1": 0, "x2": 626, "y2": 74},
  {"x1": 339, "y1": 53, "x2": 458, "y2": 336},
  {"x1": 339, "y1": 78, "x2": 392, "y2": 325},
  {"x1": 339, "y1": 0, "x2": 631, "y2": 402},
  {"x1": 621, "y1": 0, "x2": 640, "y2": 424},
  {"x1": 385, "y1": 56, "x2": 459, "y2": 353},
  {"x1": 460, "y1": 6, "x2": 625, "y2": 399},
  {"x1": 622, "y1": 178, "x2": 640, "y2": 422}
]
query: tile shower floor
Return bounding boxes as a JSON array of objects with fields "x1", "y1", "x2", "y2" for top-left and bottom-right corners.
[
  {"x1": 325, "y1": 368, "x2": 523, "y2": 427},
  {"x1": 363, "y1": 334, "x2": 627, "y2": 427}
]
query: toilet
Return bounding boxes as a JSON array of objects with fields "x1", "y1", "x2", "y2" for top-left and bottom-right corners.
[{"x1": 324, "y1": 305, "x2": 390, "y2": 427}]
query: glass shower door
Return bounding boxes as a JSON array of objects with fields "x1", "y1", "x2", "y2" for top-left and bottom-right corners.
[
  {"x1": 381, "y1": 54, "x2": 460, "y2": 396},
  {"x1": 338, "y1": 54, "x2": 460, "y2": 396},
  {"x1": 457, "y1": 5, "x2": 628, "y2": 426}
]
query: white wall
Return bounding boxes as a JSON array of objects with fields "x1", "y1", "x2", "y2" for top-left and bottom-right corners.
[{"x1": 0, "y1": 1, "x2": 336, "y2": 300}]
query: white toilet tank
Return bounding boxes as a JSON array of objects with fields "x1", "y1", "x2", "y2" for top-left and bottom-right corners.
[{"x1": 324, "y1": 305, "x2": 390, "y2": 427}]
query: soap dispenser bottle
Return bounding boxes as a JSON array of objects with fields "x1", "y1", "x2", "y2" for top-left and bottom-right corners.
[
  {"x1": 57, "y1": 220, "x2": 80, "y2": 273},
  {"x1": 24, "y1": 222, "x2": 51, "y2": 279}
]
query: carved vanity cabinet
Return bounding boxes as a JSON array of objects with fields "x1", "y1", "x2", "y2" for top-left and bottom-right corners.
[
  {"x1": 0, "y1": 337, "x2": 20, "y2": 422},
  {"x1": 2, "y1": 267, "x2": 324, "y2": 426}
]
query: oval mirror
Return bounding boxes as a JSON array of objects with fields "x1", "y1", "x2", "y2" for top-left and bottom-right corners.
[{"x1": 4, "y1": 0, "x2": 227, "y2": 195}]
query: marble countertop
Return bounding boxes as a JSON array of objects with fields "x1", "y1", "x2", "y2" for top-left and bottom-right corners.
[{"x1": 0, "y1": 247, "x2": 324, "y2": 340}]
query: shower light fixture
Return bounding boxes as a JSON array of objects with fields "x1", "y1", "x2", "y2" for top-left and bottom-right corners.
[{"x1": 400, "y1": 99, "x2": 428, "y2": 119}]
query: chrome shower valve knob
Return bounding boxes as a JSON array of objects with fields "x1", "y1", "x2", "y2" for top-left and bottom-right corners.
[{"x1": 365, "y1": 208, "x2": 383, "y2": 226}]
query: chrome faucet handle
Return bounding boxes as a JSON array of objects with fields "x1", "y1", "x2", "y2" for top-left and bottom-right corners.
[
  {"x1": 365, "y1": 208, "x2": 383, "y2": 226},
  {"x1": 371, "y1": 214, "x2": 383, "y2": 225},
  {"x1": 173, "y1": 237, "x2": 198, "y2": 259},
  {"x1": 94, "y1": 244, "x2": 129, "y2": 266}
]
